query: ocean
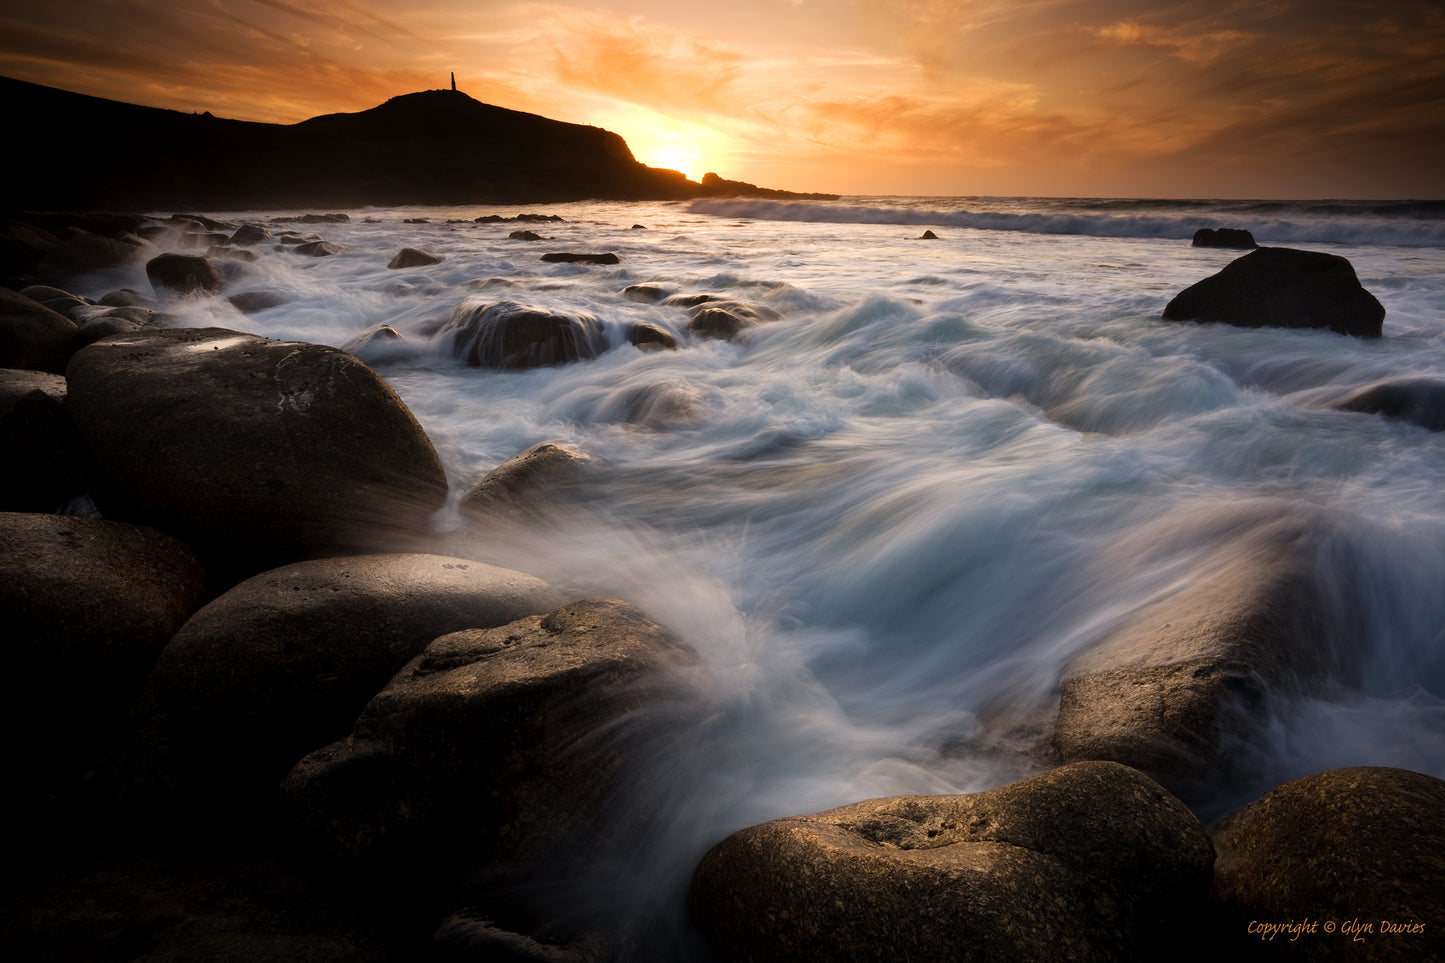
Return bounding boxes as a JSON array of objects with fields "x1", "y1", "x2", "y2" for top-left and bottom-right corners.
[{"x1": 65, "y1": 194, "x2": 1445, "y2": 949}]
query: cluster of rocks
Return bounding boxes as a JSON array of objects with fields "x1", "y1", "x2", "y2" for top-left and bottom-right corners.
[{"x1": 4, "y1": 211, "x2": 1440, "y2": 960}]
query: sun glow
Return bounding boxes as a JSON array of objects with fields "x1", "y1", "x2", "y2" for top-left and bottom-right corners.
[{"x1": 599, "y1": 107, "x2": 732, "y2": 183}]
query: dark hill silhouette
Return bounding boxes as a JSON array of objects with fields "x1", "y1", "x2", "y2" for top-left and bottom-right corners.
[{"x1": 1, "y1": 77, "x2": 836, "y2": 210}]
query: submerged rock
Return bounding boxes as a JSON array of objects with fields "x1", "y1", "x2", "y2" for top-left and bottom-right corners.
[
  {"x1": 293, "y1": 240, "x2": 344, "y2": 257},
  {"x1": 620, "y1": 283, "x2": 672, "y2": 304},
  {"x1": 461, "y1": 441, "x2": 595, "y2": 524},
  {"x1": 438, "y1": 298, "x2": 609, "y2": 369},
  {"x1": 153, "y1": 553, "x2": 568, "y2": 765},
  {"x1": 227, "y1": 289, "x2": 288, "y2": 314},
  {"x1": 540, "y1": 252, "x2": 619, "y2": 265},
  {"x1": 1054, "y1": 500, "x2": 1348, "y2": 797},
  {"x1": 690, "y1": 761, "x2": 1214, "y2": 962},
  {"x1": 1332, "y1": 377, "x2": 1445, "y2": 431},
  {"x1": 283, "y1": 598, "x2": 699, "y2": 876},
  {"x1": 686, "y1": 300, "x2": 779, "y2": 342},
  {"x1": 1191, "y1": 227, "x2": 1257, "y2": 249},
  {"x1": 624, "y1": 322, "x2": 678, "y2": 351},
  {"x1": 1162, "y1": 247, "x2": 1384, "y2": 337},
  {"x1": 387, "y1": 247, "x2": 439, "y2": 269},
  {"x1": 65, "y1": 327, "x2": 449, "y2": 572},
  {"x1": 1210, "y1": 767, "x2": 1445, "y2": 960}
]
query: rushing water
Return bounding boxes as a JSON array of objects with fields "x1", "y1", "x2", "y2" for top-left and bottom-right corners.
[{"x1": 70, "y1": 195, "x2": 1445, "y2": 951}]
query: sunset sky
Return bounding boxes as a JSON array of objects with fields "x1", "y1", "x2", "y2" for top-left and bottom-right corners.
[{"x1": 2, "y1": 0, "x2": 1441, "y2": 198}]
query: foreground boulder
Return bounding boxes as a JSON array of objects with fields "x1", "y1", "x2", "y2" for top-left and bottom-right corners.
[
  {"x1": 0, "y1": 368, "x2": 92, "y2": 510},
  {"x1": 690, "y1": 761, "x2": 1214, "y2": 962},
  {"x1": 1211, "y1": 767, "x2": 1445, "y2": 960},
  {"x1": 152, "y1": 553, "x2": 568, "y2": 765},
  {"x1": 1162, "y1": 247, "x2": 1384, "y2": 337},
  {"x1": 1, "y1": 512, "x2": 206, "y2": 784},
  {"x1": 438, "y1": 299, "x2": 609, "y2": 369},
  {"x1": 1054, "y1": 500, "x2": 1346, "y2": 798},
  {"x1": 145, "y1": 252, "x2": 224, "y2": 297},
  {"x1": 1331, "y1": 377, "x2": 1445, "y2": 431},
  {"x1": 0, "y1": 286, "x2": 78, "y2": 372},
  {"x1": 283, "y1": 598, "x2": 699, "y2": 877},
  {"x1": 65, "y1": 327, "x2": 449, "y2": 571}
]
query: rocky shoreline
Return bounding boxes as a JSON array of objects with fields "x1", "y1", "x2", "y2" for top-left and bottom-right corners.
[{"x1": 2, "y1": 209, "x2": 1442, "y2": 960}]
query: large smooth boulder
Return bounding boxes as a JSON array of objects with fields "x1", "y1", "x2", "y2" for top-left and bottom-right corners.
[
  {"x1": 145, "y1": 253, "x2": 224, "y2": 297},
  {"x1": 0, "y1": 368, "x2": 92, "y2": 510},
  {"x1": 1332, "y1": 377, "x2": 1445, "y2": 432},
  {"x1": 283, "y1": 598, "x2": 699, "y2": 875},
  {"x1": 152, "y1": 553, "x2": 569, "y2": 765},
  {"x1": 65, "y1": 327, "x2": 449, "y2": 570},
  {"x1": 438, "y1": 299, "x2": 609, "y2": 369},
  {"x1": 690, "y1": 761, "x2": 1214, "y2": 962},
  {"x1": 0, "y1": 286, "x2": 78, "y2": 373},
  {"x1": 1211, "y1": 767, "x2": 1445, "y2": 960},
  {"x1": 1, "y1": 512, "x2": 206, "y2": 782},
  {"x1": 1054, "y1": 500, "x2": 1346, "y2": 797},
  {"x1": 1162, "y1": 247, "x2": 1384, "y2": 337}
]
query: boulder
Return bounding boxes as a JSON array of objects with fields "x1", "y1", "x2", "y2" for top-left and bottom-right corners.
[
  {"x1": 64, "y1": 327, "x2": 449, "y2": 571},
  {"x1": 18, "y1": 284, "x2": 90, "y2": 317},
  {"x1": 687, "y1": 307, "x2": 752, "y2": 341},
  {"x1": 0, "y1": 286, "x2": 78, "y2": 373},
  {"x1": 690, "y1": 761, "x2": 1214, "y2": 962},
  {"x1": 99, "y1": 288, "x2": 152, "y2": 308},
  {"x1": 145, "y1": 252, "x2": 223, "y2": 297},
  {"x1": 625, "y1": 322, "x2": 678, "y2": 351},
  {"x1": 152, "y1": 553, "x2": 568, "y2": 765},
  {"x1": 1210, "y1": 767, "x2": 1445, "y2": 960},
  {"x1": 0, "y1": 512, "x2": 206, "y2": 783},
  {"x1": 1332, "y1": 378, "x2": 1445, "y2": 431},
  {"x1": 1191, "y1": 228, "x2": 1258, "y2": 249},
  {"x1": 1054, "y1": 500, "x2": 1347, "y2": 798},
  {"x1": 508, "y1": 230, "x2": 545, "y2": 241},
  {"x1": 1162, "y1": 247, "x2": 1384, "y2": 337},
  {"x1": 0, "y1": 368, "x2": 93, "y2": 510},
  {"x1": 293, "y1": 240, "x2": 345, "y2": 257},
  {"x1": 343, "y1": 324, "x2": 409, "y2": 362},
  {"x1": 461, "y1": 442, "x2": 595, "y2": 524},
  {"x1": 540, "y1": 252, "x2": 619, "y2": 265},
  {"x1": 919, "y1": 230, "x2": 939, "y2": 239},
  {"x1": 438, "y1": 299, "x2": 609, "y2": 370},
  {"x1": 620, "y1": 284, "x2": 671, "y2": 304},
  {"x1": 387, "y1": 247, "x2": 440, "y2": 269},
  {"x1": 229, "y1": 224, "x2": 272, "y2": 245},
  {"x1": 227, "y1": 289, "x2": 288, "y2": 314},
  {"x1": 282, "y1": 598, "x2": 698, "y2": 875},
  {"x1": 35, "y1": 232, "x2": 143, "y2": 275}
]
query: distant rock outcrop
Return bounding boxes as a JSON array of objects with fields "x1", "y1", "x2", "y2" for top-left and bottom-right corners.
[
  {"x1": 1, "y1": 76, "x2": 835, "y2": 209},
  {"x1": 1191, "y1": 227, "x2": 1257, "y2": 249}
]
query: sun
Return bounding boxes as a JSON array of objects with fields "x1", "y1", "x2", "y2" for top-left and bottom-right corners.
[{"x1": 596, "y1": 107, "x2": 729, "y2": 184}]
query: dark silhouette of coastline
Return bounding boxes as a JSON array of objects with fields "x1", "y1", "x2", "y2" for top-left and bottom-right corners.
[{"x1": 1, "y1": 76, "x2": 838, "y2": 210}]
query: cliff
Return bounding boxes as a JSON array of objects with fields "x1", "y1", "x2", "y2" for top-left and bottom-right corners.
[{"x1": 1, "y1": 77, "x2": 835, "y2": 210}]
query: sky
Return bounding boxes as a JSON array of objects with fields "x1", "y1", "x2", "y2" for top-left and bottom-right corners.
[{"x1": 1, "y1": 0, "x2": 1442, "y2": 198}]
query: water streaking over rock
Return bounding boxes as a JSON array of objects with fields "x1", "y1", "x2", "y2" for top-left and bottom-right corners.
[{"x1": 12, "y1": 194, "x2": 1445, "y2": 956}]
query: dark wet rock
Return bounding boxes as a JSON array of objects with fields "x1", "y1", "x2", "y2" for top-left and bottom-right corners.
[
  {"x1": 1162, "y1": 247, "x2": 1384, "y2": 337},
  {"x1": 64, "y1": 327, "x2": 448, "y2": 572},
  {"x1": 36, "y1": 232, "x2": 144, "y2": 276},
  {"x1": 620, "y1": 284, "x2": 672, "y2": 303},
  {"x1": 433, "y1": 913, "x2": 603, "y2": 963},
  {"x1": 278, "y1": 232, "x2": 323, "y2": 245},
  {"x1": 0, "y1": 217, "x2": 62, "y2": 282},
  {"x1": 211, "y1": 245, "x2": 260, "y2": 263},
  {"x1": 461, "y1": 442, "x2": 595, "y2": 524},
  {"x1": 541, "y1": 252, "x2": 619, "y2": 265},
  {"x1": 230, "y1": 224, "x2": 272, "y2": 245},
  {"x1": 388, "y1": 247, "x2": 440, "y2": 268},
  {"x1": 282, "y1": 598, "x2": 698, "y2": 877},
  {"x1": 1, "y1": 512, "x2": 205, "y2": 784},
  {"x1": 475, "y1": 214, "x2": 566, "y2": 224},
  {"x1": 1192, "y1": 227, "x2": 1257, "y2": 249},
  {"x1": 0, "y1": 369, "x2": 93, "y2": 510},
  {"x1": 99, "y1": 287, "x2": 152, "y2": 308},
  {"x1": 145, "y1": 252, "x2": 224, "y2": 297},
  {"x1": 272, "y1": 213, "x2": 350, "y2": 224},
  {"x1": 404, "y1": 218, "x2": 429, "y2": 224},
  {"x1": 227, "y1": 289, "x2": 288, "y2": 313},
  {"x1": 0, "y1": 286, "x2": 79, "y2": 372},
  {"x1": 1210, "y1": 767, "x2": 1445, "y2": 961},
  {"x1": 663, "y1": 293, "x2": 720, "y2": 308},
  {"x1": 919, "y1": 230, "x2": 939, "y2": 239},
  {"x1": 509, "y1": 230, "x2": 546, "y2": 241},
  {"x1": 691, "y1": 760, "x2": 1214, "y2": 963},
  {"x1": 293, "y1": 240, "x2": 345, "y2": 257},
  {"x1": 69, "y1": 304, "x2": 160, "y2": 347},
  {"x1": 607, "y1": 380, "x2": 706, "y2": 427},
  {"x1": 1054, "y1": 500, "x2": 1350, "y2": 798},
  {"x1": 439, "y1": 299, "x2": 609, "y2": 370},
  {"x1": 625, "y1": 322, "x2": 678, "y2": 351},
  {"x1": 153, "y1": 553, "x2": 567, "y2": 765},
  {"x1": 18, "y1": 284, "x2": 91, "y2": 317},
  {"x1": 1332, "y1": 377, "x2": 1445, "y2": 431},
  {"x1": 687, "y1": 307, "x2": 752, "y2": 341}
]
